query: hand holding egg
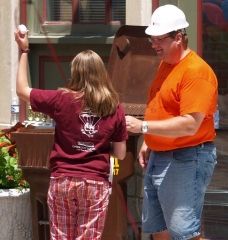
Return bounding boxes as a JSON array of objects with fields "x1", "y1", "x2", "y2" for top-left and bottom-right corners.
[
  {"x1": 18, "y1": 24, "x2": 28, "y2": 35},
  {"x1": 15, "y1": 24, "x2": 29, "y2": 52}
]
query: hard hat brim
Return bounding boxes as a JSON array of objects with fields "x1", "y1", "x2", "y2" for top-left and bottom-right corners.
[{"x1": 145, "y1": 22, "x2": 189, "y2": 36}]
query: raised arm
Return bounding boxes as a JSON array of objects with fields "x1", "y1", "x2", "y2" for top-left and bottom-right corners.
[{"x1": 14, "y1": 30, "x2": 32, "y2": 103}]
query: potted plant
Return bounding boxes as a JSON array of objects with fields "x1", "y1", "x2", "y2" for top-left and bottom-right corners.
[
  {"x1": 0, "y1": 123, "x2": 32, "y2": 240},
  {"x1": 0, "y1": 125, "x2": 28, "y2": 189}
]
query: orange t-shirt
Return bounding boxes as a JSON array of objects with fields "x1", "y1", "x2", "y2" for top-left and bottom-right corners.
[{"x1": 144, "y1": 50, "x2": 218, "y2": 151}]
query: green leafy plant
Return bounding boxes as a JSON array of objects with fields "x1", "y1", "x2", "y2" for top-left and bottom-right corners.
[{"x1": 0, "y1": 124, "x2": 28, "y2": 189}]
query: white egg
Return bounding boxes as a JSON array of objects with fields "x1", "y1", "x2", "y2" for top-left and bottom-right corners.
[{"x1": 18, "y1": 24, "x2": 28, "y2": 34}]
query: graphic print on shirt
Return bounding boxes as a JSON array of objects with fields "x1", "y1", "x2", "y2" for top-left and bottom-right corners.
[
  {"x1": 79, "y1": 110, "x2": 101, "y2": 138},
  {"x1": 72, "y1": 141, "x2": 96, "y2": 152},
  {"x1": 72, "y1": 110, "x2": 101, "y2": 152}
]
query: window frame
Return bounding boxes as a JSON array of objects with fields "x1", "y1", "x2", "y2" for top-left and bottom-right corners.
[{"x1": 42, "y1": 0, "x2": 125, "y2": 26}]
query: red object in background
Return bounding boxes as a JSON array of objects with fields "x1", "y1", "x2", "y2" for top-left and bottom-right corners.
[{"x1": 203, "y1": 2, "x2": 228, "y2": 30}]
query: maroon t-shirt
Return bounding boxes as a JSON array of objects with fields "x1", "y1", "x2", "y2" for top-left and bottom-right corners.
[{"x1": 30, "y1": 89, "x2": 128, "y2": 181}]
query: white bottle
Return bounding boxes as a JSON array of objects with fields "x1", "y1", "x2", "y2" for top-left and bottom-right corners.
[{"x1": 11, "y1": 97, "x2": 20, "y2": 125}]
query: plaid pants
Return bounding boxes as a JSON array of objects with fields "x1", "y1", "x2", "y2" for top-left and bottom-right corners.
[{"x1": 47, "y1": 176, "x2": 110, "y2": 240}]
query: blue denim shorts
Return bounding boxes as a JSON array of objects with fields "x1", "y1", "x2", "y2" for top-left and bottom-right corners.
[{"x1": 142, "y1": 142, "x2": 217, "y2": 240}]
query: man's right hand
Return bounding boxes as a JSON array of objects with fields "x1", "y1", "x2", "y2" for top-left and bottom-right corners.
[{"x1": 138, "y1": 141, "x2": 150, "y2": 169}]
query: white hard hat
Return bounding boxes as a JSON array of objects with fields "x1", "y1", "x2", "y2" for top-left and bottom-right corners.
[{"x1": 145, "y1": 4, "x2": 189, "y2": 36}]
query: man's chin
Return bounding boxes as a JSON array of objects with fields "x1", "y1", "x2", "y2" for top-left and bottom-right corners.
[{"x1": 156, "y1": 53, "x2": 164, "y2": 59}]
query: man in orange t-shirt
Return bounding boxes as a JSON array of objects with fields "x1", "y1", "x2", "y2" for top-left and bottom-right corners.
[{"x1": 126, "y1": 4, "x2": 218, "y2": 240}]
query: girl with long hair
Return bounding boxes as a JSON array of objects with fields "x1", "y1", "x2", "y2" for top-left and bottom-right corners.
[{"x1": 15, "y1": 30, "x2": 127, "y2": 240}]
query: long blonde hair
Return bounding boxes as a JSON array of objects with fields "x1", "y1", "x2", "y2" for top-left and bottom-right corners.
[{"x1": 66, "y1": 50, "x2": 119, "y2": 117}]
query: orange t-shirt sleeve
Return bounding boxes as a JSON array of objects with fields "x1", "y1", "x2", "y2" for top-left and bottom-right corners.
[{"x1": 179, "y1": 70, "x2": 217, "y2": 116}]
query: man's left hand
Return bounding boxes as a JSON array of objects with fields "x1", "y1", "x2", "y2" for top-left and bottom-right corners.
[{"x1": 125, "y1": 115, "x2": 142, "y2": 133}]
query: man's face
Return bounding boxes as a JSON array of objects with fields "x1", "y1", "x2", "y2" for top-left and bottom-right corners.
[{"x1": 148, "y1": 33, "x2": 179, "y2": 63}]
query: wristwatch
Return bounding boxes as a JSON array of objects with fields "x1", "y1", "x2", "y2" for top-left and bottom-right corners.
[{"x1": 141, "y1": 121, "x2": 149, "y2": 133}]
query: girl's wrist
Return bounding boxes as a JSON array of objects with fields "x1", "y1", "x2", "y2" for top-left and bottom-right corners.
[{"x1": 21, "y1": 48, "x2": 30, "y2": 53}]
